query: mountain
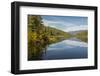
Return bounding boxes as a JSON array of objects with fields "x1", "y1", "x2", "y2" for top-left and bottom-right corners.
[
  {"x1": 68, "y1": 30, "x2": 87, "y2": 35},
  {"x1": 74, "y1": 30, "x2": 88, "y2": 42},
  {"x1": 28, "y1": 15, "x2": 72, "y2": 60},
  {"x1": 28, "y1": 15, "x2": 72, "y2": 46}
]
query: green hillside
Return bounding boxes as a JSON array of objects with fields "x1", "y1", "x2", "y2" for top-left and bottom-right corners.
[
  {"x1": 28, "y1": 15, "x2": 71, "y2": 44},
  {"x1": 75, "y1": 31, "x2": 88, "y2": 42},
  {"x1": 28, "y1": 15, "x2": 72, "y2": 60}
]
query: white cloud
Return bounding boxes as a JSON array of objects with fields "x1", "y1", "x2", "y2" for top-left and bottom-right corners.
[
  {"x1": 43, "y1": 19, "x2": 75, "y2": 27},
  {"x1": 64, "y1": 25, "x2": 88, "y2": 32},
  {"x1": 42, "y1": 19, "x2": 88, "y2": 32},
  {"x1": 43, "y1": 20, "x2": 61, "y2": 24}
]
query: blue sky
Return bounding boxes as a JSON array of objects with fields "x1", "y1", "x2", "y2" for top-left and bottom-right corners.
[{"x1": 42, "y1": 15, "x2": 88, "y2": 32}]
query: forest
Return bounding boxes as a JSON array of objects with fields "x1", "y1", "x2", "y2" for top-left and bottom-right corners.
[{"x1": 28, "y1": 15, "x2": 71, "y2": 60}]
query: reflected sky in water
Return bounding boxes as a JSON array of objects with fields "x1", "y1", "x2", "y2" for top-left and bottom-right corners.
[{"x1": 41, "y1": 39, "x2": 88, "y2": 60}]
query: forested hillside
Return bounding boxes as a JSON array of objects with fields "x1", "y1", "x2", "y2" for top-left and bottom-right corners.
[
  {"x1": 28, "y1": 15, "x2": 71, "y2": 60},
  {"x1": 75, "y1": 31, "x2": 88, "y2": 42},
  {"x1": 28, "y1": 15, "x2": 71, "y2": 45}
]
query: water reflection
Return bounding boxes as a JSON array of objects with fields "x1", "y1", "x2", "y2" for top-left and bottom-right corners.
[
  {"x1": 28, "y1": 42, "x2": 48, "y2": 60},
  {"x1": 28, "y1": 38, "x2": 88, "y2": 61}
]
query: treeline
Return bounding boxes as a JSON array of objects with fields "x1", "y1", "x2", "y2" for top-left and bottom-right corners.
[
  {"x1": 28, "y1": 15, "x2": 71, "y2": 60},
  {"x1": 28, "y1": 15, "x2": 71, "y2": 45}
]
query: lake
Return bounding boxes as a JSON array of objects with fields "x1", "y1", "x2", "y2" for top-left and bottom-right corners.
[{"x1": 29, "y1": 37, "x2": 88, "y2": 60}]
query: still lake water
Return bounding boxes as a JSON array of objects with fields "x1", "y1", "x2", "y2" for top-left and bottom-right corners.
[{"x1": 30, "y1": 37, "x2": 88, "y2": 60}]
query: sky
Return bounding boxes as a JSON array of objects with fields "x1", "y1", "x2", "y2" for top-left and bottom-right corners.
[{"x1": 42, "y1": 15, "x2": 88, "y2": 32}]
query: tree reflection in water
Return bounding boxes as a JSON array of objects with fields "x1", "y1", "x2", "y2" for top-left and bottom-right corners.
[{"x1": 28, "y1": 41, "x2": 48, "y2": 60}]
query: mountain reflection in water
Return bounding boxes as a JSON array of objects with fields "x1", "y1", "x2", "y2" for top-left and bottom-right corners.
[{"x1": 28, "y1": 38, "x2": 88, "y2": 61}]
